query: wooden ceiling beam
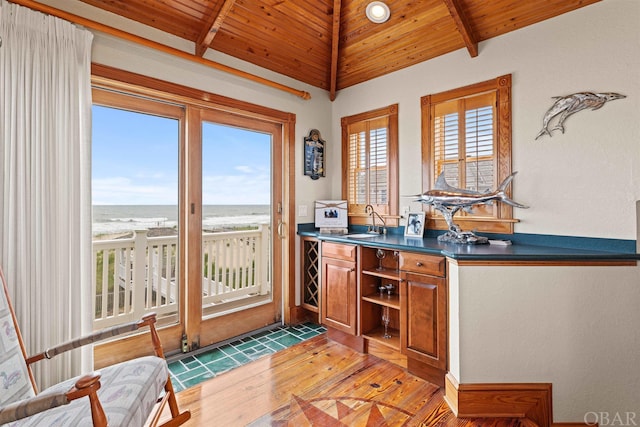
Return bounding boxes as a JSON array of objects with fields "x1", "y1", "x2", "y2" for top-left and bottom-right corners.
[
  {"x1": 195, "y1": 0, "x2": 236, "y2": 57},
  {"x1": 8, "y1": 0, "x2": 310, "y2": 100},
  {"x1": 441, "y1": 0, "x2": 478, "y2": 58},
  {"x1": 329, "y1": 0, "x2": 342, "y2": 101}
]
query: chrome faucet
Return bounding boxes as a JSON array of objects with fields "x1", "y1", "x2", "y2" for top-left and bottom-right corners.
[{"x1": 365, "y1": 204, "x2": 387, "y2": 234}]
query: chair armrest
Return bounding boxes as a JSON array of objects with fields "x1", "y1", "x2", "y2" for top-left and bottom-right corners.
[
  {"x1": 0, "y1": 372, "x2": 103, "y2": 424},
  {"x1": 27, "y1": 313, "x2": 158, "y2": 364},
  {"x1": 0, "y1": 391, "x2": 69, "y2": 424}
]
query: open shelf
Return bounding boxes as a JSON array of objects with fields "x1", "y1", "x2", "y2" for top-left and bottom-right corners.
[
  {"x1": 361, "y1": 252, "x2": 401, "y2": 352},
  {"x1": 363, "y1": 326, "x2": 400, "y2": 350},
  {"x1": 362, "y1": 267, "x2": 401, "y2": 281},
  {"x1": 362, "y1": 294, "x2": 400, "y2": 310}
]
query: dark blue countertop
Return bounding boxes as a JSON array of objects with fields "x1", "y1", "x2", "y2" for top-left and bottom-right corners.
[{"x1": 298, "y1": 229, "x2": 640, "y2": 262}]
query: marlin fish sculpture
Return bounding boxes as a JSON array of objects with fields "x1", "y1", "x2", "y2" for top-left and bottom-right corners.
[
  {"x1": 417, "y1": 172, "x2": 528, "y2": 211},
  {"x1": 410, "y1": 172, "x2": 528, "y2": 244},
  {"x1": 535, "y1": 92, "x2": 626, "y2": 140}
]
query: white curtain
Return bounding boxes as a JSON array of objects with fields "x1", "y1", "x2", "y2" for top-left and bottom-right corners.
[{"x1": 0, "y1": 0, "x2": 93, "y2": 389}]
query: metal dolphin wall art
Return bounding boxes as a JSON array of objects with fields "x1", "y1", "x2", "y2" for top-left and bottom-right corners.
[
  {"x1": 535, "y1": 92, "x2": 626, "y2": 140},
  {"x1": 409, "y1": 172, "x2": 528, "y2": 244}
]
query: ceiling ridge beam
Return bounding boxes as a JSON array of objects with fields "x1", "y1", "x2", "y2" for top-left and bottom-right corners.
[
  {"x1": 8, "y1": 0, "x2": 310, "y2": 100},
  {"x1": 441, "y1": 0, "x2": 478, "y2": 58},
  {"x1": 195, "y1": 0, "x2": 236, "y2": 57},
  {"x1": 329, "y1": 0, "x2": 342, "y2": 101}
]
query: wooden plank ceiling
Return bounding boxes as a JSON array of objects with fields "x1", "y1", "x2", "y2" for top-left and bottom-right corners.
[{"x1": 76, "y1": 0, "x2": 599, "y2": 97}]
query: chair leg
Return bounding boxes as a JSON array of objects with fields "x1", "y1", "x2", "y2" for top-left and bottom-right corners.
[
  {"x1": 87, "y1": 392, "x2": 108, "y2": 427},
  {"x1": 159, "y1": 376, "x2": 191, "y2": 427},
  {"x1": 148, "y1": 393, "x2": 171, "y2": 427},
  {"x1": 144, "y1": 317, "x2": 190, "y2": 425}
]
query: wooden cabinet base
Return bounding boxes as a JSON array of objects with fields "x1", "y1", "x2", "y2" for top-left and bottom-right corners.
[
  {"x1": 326, "y1": 326, "x2": 365, "y2": 353},
  {"x1": 407, "y1": 357, "x2": 446, "y2": 387},
  {"x1": 290, "y1": 306, "x2": 319, "y2": 325},
  {"x1": 444, "y1": 373, "x2": 552, "y2": 427},
  {"x1": 366, "y1": 339, "x2": 407, "y2": 369}
]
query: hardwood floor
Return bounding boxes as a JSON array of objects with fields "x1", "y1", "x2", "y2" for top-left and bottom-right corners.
[{"x1": 164, "y1": 334, "x2": 537, "y2": 426}]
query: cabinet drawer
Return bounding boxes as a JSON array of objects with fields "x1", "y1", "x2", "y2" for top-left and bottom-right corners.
[
  {"x1": 322, "y1": 242, "x2": 357, "y2": 261},
  {"x1": 399, "y1": 252, "x2": 445, "y2": 277}
]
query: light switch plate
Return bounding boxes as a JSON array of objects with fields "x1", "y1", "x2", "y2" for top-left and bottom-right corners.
[{"x1": 298, "y1": 204, "x2": 308, "y2": 217}]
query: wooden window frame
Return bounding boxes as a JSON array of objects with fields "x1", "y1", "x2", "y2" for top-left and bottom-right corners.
[
  {"x1": 341, "y1": 104, "x2": 399, "y2": 227},
  {"x1": 421, "y1": 74, "x2": 517, "y2": 234}
]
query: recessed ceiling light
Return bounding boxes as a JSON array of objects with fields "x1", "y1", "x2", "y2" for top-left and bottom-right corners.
[{"x1": 366, "y1": 1, "x2": 390, "y2": 24}]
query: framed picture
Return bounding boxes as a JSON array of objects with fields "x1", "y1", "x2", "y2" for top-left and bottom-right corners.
[
  {"x1": 315, "y1": 200, "x2": 348, "y2": 229},
  {"x1": 405, "y1": 212, "x2": 425, "y2": 238},
  {"x1": 304, "y1": 129, "x2": 325, "y2": 180}
]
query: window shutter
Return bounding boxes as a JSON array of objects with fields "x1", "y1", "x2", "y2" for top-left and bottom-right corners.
[
  {"x1": 432, "y1": 93, "x2": 495, "y2": 193},
  {"x1": 433, "y1": 100, "x2": 460, "y2": 187},
  {"x1": 348, "y1": 129, "x2": 366, "y2": 204},
  {"x1": 464, "y1": 93, "x2": 495, "y2": 193},
  {"x1": 347, "y1": 117, "x2": 389, "y2": 210},
  {"x1": 342, "y1": 104, "x2": 398, "y2": 227},
  {"x1": 368, "y1": 117, "x2": 388, "y2": 206}
]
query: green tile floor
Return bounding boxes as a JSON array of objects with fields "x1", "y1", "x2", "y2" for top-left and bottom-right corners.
[{"x1": 167, "y1": 322, "x2": 326, "y2": 392}]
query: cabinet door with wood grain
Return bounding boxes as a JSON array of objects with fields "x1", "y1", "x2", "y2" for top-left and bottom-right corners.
[
  {"x1": 321, "y1": 243, "x2": 357, "y2": 335},
  {"x1": 401, "y1": 271, "x2": 447, "y2": 370}
]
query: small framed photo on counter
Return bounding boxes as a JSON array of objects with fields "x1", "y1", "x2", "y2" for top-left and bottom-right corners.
[{"x1": 405, "y1": 212, "x2": 425, "y2": 238}]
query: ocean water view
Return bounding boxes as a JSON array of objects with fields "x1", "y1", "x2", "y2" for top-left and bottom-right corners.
[{"x1": 93, "y1": 205, "x2": 271, "y2": 237}]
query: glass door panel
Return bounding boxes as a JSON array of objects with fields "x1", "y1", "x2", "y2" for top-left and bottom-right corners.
[
  {"x1": 201, "y1": 123, "x2": 272, "y2": 315},
  {"x1": 196, "y1": 110, "x2": 282, "y2": 344},
  {"x1": 92, "y1": 89, "x2": 183, "y2": 330}
]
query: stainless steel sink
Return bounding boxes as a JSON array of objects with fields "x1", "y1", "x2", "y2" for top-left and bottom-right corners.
[{"x1": 346, "y1": 233, "x2": 379, "y2": 238}]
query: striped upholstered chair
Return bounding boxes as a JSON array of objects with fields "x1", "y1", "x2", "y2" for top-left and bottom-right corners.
[{"x1": 0, "y1": 267, "x2": 190, "y2": 426}]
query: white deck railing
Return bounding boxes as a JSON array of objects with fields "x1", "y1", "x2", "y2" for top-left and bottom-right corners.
[{"x1": 92, "y1": 226, "x2": 270, "y2": 330}]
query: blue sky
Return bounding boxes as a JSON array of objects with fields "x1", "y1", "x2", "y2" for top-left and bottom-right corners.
[{"x1": 92, "y1": 106, "x2": 271, "y2": 205}]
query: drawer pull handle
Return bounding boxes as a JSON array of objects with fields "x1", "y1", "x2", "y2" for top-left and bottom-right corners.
[{"x1": 416, "y1": 262, "x2": 423, "y2": 267}]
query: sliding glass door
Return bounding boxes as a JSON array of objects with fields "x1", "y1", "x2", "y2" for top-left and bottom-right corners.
[
  {"x1": 190, "y1": 110, "x2": 283, "y2": 346},
  {"x1": 92, "y1": 85, "x2": 285, "y2": 360}
]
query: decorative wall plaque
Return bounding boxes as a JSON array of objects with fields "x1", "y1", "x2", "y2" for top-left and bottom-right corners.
[{"x1": 304, "y1": 129, "x2": 325, "y2": 179}]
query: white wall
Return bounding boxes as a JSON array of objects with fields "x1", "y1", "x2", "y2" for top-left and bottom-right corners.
[
  {"x1": 332, "y1": 0, "x2": 640, "y2": 240},
  {"x1": 449, "y1": 262, "x2": 640, "y2": 422}
]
